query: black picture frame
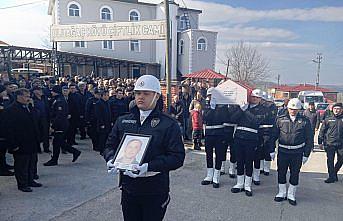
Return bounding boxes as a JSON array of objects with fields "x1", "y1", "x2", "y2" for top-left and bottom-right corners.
[{"x1": 111, "y1": 133, "x2": 152, "y2": 171}]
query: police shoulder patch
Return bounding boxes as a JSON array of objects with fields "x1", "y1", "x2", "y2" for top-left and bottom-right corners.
[{"x1": 151, "y1": 118, "x2": 160, "y2": 128}]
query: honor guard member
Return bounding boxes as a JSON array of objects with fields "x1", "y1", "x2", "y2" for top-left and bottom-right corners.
[
  {"x1": 244, "y1": 89, "x2": 269, "y2": 186},
  {"x1": 318, "y1": 103, "x2": 343, "y2": 183},
  {"x1": 201, "y1": 87, "x2": 227, "y2": 188},
  {"x1": 104, "y1": 75, "x2": 185, "y2": 221},
  {"x1": 230, "y1": 100, "x2": 260, "y2": 197},
  {"x1": 274, "y1": 98, "x2": 313, "y2": 206},
  {"x1": 44, "y1": 85, "x2": 81, "y2": 166},
  {"x1": 222, "y1": 104, "x2": 239, "y2": 178},
  {"x1": 259, "y1": 94, "x2": 278, "y2": 176}
]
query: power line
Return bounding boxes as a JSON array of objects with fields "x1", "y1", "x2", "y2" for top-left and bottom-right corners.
[{"x1": 0, "y1": 0, "x2": 46, "y2": 10}]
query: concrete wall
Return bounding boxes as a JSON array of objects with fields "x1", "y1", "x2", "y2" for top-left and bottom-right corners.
[{"x1": 177, "y1": 31, "x2": 191, "y2": 75}]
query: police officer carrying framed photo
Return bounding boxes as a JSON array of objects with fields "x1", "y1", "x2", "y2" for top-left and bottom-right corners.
[
  {"x1": 104, "y1": 75, "x2": 185, "y2": 221},
  {"x1": 318, "y1": 102, "x2": 343, "y2": 183},
  {"x1": 274, "y1": 98, "x2": 313, "y2": 206}
]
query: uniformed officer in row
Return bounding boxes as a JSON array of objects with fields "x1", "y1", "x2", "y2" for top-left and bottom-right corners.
[
  {"x1": 201, "y1": 88, "x2": 227, "y2": 188},
  {"x1": 222, "y1": 104, "x2": 238, "y2": 178},
  {"x1": 274, "y1": 98, "x2": 313, "y2": 206},
  {"x1": 318, "y1": 102, "x2": 343, "y2": 183},
  {"x1": 104, "y1": 75, "x2": 185, "y2": 221},
  {"x1": 259, "y1": 94, "x2": 278, "y2": 176},
  {"x1": 231, "y1": 89, "x2": 264, "y2": 197},
  {"x1": 243, "y1": 89, "x2": 269, "y2": 186},
  {"x1": 44, "y1": 85, "x2": 81, "y2": 166}
]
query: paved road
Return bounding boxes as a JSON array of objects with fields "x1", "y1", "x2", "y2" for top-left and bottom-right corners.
[{"x1": 1, "y1": 138, "x2": 343, "y2": 221}]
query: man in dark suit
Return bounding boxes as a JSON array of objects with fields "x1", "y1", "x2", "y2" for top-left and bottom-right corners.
[{"x1": 2, "y1": 88, "x2": 42, "y2": 192}]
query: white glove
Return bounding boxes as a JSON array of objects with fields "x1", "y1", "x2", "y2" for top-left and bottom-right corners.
[
  {"x1": 107, "y1": 160, "x2": 119, "y2": 175},
  {"x1": 240, "y1": 104, "x2": 248, "y2": 111},
  {"x1": 270, "y1": 152, "x2": 275, "y2": 161},
  {"x1": 123, "y1": 163, "x2": 149, "y2": 178},
  {"x1": 210, "y1": 99, "x2": 216, "y2": 110},
  {"x1": 302, "y1": 156, "x2": 308, "y2": 165}
]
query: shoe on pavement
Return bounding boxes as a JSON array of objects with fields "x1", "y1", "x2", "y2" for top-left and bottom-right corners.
[
  {"x1": 0, "y1": 170, "x2": 15, "y2": 176},
  {"x1": 30, "y1": 181, "x2": 43, "y2": 187},
  {"x1": 231, "y1": 175, "x2": 244, "y2": 193},
  {"x1": 274, "y1": 184, "x2": 287, "y2": 202},
  {"x1": 287, "y1": 184, "x2": 297, "y2": 206},
  {"x1": 72, "y1": 151, "x2": 81, "y2": 162},
  {"x1": 201, "y1": 168, "x2": 214, "y2": 185},
  {"x1": 324, "y1": 177, "x2": 336, "y2": 183},
  {"x1": 34, "y1": 174, "x2": 39, "y2": 180},
  {"x1": 212, "y1": 169, "x2": 220, "y2": 188},
  {"x1": 44, "y1": 159, "x2": 58, "y2": 166},
  {"x1": 18, "y1": 187, "x2": 33, "y2": 192}
]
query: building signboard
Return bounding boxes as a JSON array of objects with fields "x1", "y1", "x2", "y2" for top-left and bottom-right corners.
[
  {"x1": 211, "y1": 79, "x2": 249, "y2": 105},
  {"x1": 50, "y1": 20, "x2": 166, "y2": 42}
]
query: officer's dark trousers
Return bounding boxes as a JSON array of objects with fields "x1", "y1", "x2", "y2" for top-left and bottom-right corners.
[
  {"x1": 97, "y1": 132, "x2": 109, "y2": 153},
  {"x1": 205, "y1": 136, "x2": 226, "y2": 170},
  {"x1": 121, "y1": 191, "x2": 170, "y2": 221},
  {"x1": 229, "y1": 144, "x2": 237, "y2": 164},
  {"x1": 0, "y1": 145, "x2": 8, "y2": 172},
  {"x1": 79, "y1": 118, "x2": 86, "y2": 139},
  {"x1": 326, "y1": 146, "x2": 343, "y2": 179},
  {"x1": 41, "y1": 118, "x2": 50, "y2": 151},
  {"x1": 13, "y1": 153, "x2": 37, "y2": 188},
  {"x1": 52, "y1": 132, "x2": 79, "y2": 162},
  {"x1": 87, "y1": 124, "x2": 98, "y2": 151},
  {"x1": 67, "y1": 119, "x2": 78, "y2": 144},
  {"x1": 262, "y1": 136, "x2": 273, "y2": 161},
  {"x1": 234, "y1": 138, "x2": 256, "y2": 177},
  {"x1": 277, "y1": 151, "x2": 302, "y2": 185}
]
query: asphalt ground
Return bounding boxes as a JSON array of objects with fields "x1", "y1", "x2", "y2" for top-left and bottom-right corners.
[{"x1": 1, "y1": 137, "x2": 343, "y2": 221}]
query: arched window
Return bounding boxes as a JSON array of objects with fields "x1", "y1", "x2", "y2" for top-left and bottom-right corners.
[
  {"x1": 100, "y1": 6, "x2": 112, "y2": 20},
  {"x1": 179, "y1": 39, "x2": 184, "y2": 55},
  {"x1": 180, "y1": 15, "x2": 188, "y2": 30},
  {"x1": 68, "y1": 2, "x2": 81, "y2": 17},
  {"x1": 129, "y1": 9, "x2": 140, "y2": 21},
  {"x1": 197, "y1": 38, "x2": 207, "y2": 51}
]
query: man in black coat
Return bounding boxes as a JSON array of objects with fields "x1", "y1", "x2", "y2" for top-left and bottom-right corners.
[
  {"x1": 2, "y1": 88, "x2": 42, "y2": 192},
  {"x1": 109, "y1": 88, "x2": 129, "y2": 126},
  {"x1": 44, "y1": 85, "x2": 81, "y2": 166},
  {"x1": 67, "y1": 83, "x2": 82, "y2": 145},
  {"x1": 94, "y1": 90, "x2": 111, "y2": 154},
  {"x1": 0, "y1": 85, "x2": 15, "y2": 176},
  {"x1": 32, "y1": 86, "x2": 51, "y2": 153}
]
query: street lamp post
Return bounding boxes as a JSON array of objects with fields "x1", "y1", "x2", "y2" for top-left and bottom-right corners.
[
  {"x1": 312, "y1": 53, "x2": 322, "y2": 88},
  {"x1": 164, "y1": 0, "x2": 171, "y2": 110}
]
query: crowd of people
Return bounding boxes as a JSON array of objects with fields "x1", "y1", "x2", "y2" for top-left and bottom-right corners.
[{"x1": 1, "y1": 73, "x2": 342, "y2": 213}]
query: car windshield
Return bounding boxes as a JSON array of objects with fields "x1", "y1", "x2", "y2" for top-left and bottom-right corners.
[
  {"x1": 317, "y1": 104, "x2": 329, "y2": 110},
  {"x1": 305, "y1": 96, "x2": 323, "y2": 103}
]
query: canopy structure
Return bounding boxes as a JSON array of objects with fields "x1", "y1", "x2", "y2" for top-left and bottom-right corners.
[{"x1": 183, "y1": 69, "x2": 226, "y2": 79}]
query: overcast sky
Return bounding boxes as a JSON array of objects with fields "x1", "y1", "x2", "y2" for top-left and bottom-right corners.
[{"x1": 0, "y1": 0, "x2": 342, "y2": 85}]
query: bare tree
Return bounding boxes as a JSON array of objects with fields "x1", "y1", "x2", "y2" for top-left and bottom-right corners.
[{"x1": 223, "y1": 41, "x2": 270, "y2": 83}]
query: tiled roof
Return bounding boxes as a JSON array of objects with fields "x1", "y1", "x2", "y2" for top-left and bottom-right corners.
[
  {"x1": 0, "y1": 40, "x2": 9, "y2": 46},
  {"x1": 274, "y1": 84, "x2": 336, "y2": 93},
  {"x1": 183, "y1": 69, "x2": 226, "y2": 79}
]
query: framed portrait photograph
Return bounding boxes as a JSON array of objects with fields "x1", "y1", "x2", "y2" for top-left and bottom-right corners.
[{"x1": 111, "y1": 133, "x2": 152, "y2": 171}]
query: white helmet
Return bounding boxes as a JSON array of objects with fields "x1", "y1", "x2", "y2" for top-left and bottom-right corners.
[
  {"x1": 287, "y1": 98, "x2": 302, "y2": 110},
  {"x1": 134, "y1": 75, "x2": 161, "y2": 94},
  {"x1": 207, "y1": 87, "x2": 215, "y2": 96},
  {"x1": 267, "y1": 94, "x2": 274, "y2": 102},
  {"x1": 261, "y1": 91, "x2": 268, "y2": 100},
  {"x1": 251, "y1": 89, "x2": 263, "y2": 98}
]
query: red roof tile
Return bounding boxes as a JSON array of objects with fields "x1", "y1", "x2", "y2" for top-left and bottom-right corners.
[{"x1": 183, "y1": 69, "x2": 226, "y2": 79}]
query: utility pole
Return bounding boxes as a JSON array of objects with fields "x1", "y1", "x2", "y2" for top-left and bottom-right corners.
[
  {"x1": 277, "y1": 74, "x2": 280, "y2": 86},
  {"x1": 164, "y1": 0, "x2": 171, "y2": 110},
  {"x1": 312, "y1": 53, "x2": 322, "y2": 88},
  {"x1": 225, "y1": 59, "x2": 230, "y2": 78}
]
